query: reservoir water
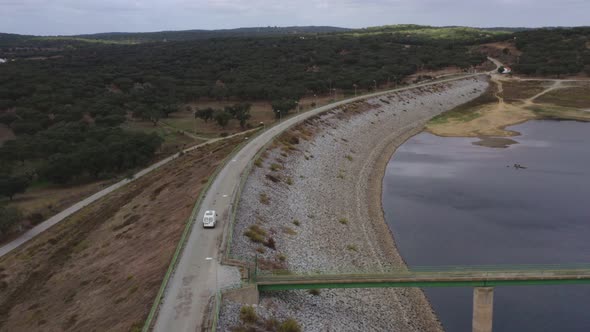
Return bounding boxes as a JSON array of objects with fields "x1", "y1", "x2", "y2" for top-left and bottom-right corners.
[{"x1": 383, "y1": 120, "x2": 590, "y2": 332}]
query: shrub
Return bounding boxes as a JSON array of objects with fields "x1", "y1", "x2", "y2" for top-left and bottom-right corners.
[
  {"x1": 29, "y1": 212, "x2": 44, "y2": 225},
  {"x1": 283, "y1": 227, "x2": 297, "y2": 235},
  {"x1": 292, "y1": 220, "x2": 300, "y2": 226},
  {"x1": 244, "y1": 225, "x2": 267, "y2": 243},
  {"x1": 339, "y1": 218, "x2": 349, "y2": 225},
  {"x1": 266, "y1": 174, "x2": 281, "y2": 183},
  {"x1": 347, "y1": 244, "x2": 358, "y2": 252},
  {"x1": 264, "y1": 318, "x2": 280, "y2": 330},
  {"x1": 0, "y1": 206, "x2": 22, "y2": 234},
  {"x1": 279, "y1": 318, "x2": 302, "y2": 332},
  {"x1": 286, "y1": 177, "x2": 293, "y2": 185},
  {"x1": 277, "y1": 253, "x2": 287, "y2": 262},
  {"x1": 264, "y1": 236, "x2": 276, "y2": 249},
  {"x1": 345, "y1": 154, "x2": 353, "y2": 161},
  {"x1": 239, "y1": 305, "x2": 258, "y2": 324},
  {"x1": 256, "y1": 246, "x2": 266, "y2": 254},
  {"x1": 254, "y1": 159, "x2": 262, "y2": 167},
  {"x1": 308, "y1": 289, "x2": 321, "y2": 296},
  {"x1": 270, "y1": 163, "x2": 282, "y2": 171},
  {"x1": 259, "y1": 193, "x2": 270, "y2": 205}
]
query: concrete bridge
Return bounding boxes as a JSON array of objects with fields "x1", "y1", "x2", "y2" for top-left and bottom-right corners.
[{"x1": 243, "y1": 264, "x2": 590, "y2": 332}]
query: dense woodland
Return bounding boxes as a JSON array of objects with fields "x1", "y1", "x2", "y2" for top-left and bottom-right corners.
[
  {"x1": 513, "y1": 27, "x2": 590, "y2": 76},
  {"x1": 0, "y1": 26, "x2": 588, "y2": 205}
]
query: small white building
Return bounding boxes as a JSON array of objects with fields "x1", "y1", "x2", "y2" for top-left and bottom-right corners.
[
  {"x1": 500, "y1": 66, "x2": 512, "y2": 74},
  {"x1": 0, "y1": 58, "x2": 7, "y2": 64}
]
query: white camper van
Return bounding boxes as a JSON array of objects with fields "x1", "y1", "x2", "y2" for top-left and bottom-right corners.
[{"x1": 203, "y1": 210, "x2": 217, "y2": 228}]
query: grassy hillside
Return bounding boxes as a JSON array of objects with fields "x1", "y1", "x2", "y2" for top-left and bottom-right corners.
[{"x1": 350, "y1": 25, "x2": 512, "y2": 44}]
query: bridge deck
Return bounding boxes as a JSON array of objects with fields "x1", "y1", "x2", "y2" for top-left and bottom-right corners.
[{"x1": 255, "y1": 265, "x2": 590, "y2": 290}]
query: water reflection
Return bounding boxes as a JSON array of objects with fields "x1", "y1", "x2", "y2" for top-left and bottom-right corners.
[{"x1": 383, "y1": 120, "x2": 590, "y2": 332}]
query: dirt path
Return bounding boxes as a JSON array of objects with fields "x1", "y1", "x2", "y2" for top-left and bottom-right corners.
[
  {"x1": 160, "y1": 120, "x2": 214, "y2": 141},
  {"x1": 0, "y1": 129, "x2": 255, "y2": 259}
]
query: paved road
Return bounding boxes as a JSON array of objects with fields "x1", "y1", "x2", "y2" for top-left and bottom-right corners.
[
  {"x1": 0, "y1": 130, "x2": 255, "y2": 258},
  {"x1": 152, "y1": 72, "x2": 490, "y2": 332}
]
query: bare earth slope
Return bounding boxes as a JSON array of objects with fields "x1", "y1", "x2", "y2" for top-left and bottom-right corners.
[
  {"x1": 220, "y1": 76, "x2": 489, "y2": 331},
  {"x1": 0, "y1": 137, "x2": 243, "y2": 332}
]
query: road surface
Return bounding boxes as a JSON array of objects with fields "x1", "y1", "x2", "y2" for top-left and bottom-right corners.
[
  {"x1": 0, "y1": 130, "x2": 255, "y2": 258},
  {"x1": 152, "y1": 72, "x2": 490, "y2": 332}
]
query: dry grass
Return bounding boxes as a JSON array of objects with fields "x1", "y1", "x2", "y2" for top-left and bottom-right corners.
[
  {"x1": 501, "y1": 80, "x2": 550, "y2": 101},
  {"x1": 122, "y1": 120, "x2": 203, "y2": 156},
  {"x1": 536, "y1": 86, "x2": 590, "y2": 109},
  {"x1": 0, "y1": 136, "x2": 242, "y2": 332}
]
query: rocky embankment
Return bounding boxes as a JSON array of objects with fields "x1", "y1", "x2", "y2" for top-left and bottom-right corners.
[{"x1": 220, "y1": 76, "x2": 489, "y2": 331}]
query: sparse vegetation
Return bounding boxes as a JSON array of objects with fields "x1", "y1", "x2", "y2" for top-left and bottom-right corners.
[
  {"x1": 278, "y1": 318, "x2": 302, "y2": 332},
  {"x1": 0, "y1": 206, "x2": 22, "y2": 235},
  {"x1": 347, "y1": 244, "x2": 358, "y2": 252},
  {"x1": 270, "y1": 163, "x2": 283, "y2": 172},
  {"x1": 308, "y1": 289, "x2": 321, "y2": 296},
  {"x1": 239, "y1": 305, "x2": 258, "y2": 324},
  {"x1": 339, "y1": 218, "x2": 349, "y2": 225},
  {"x1": 259, "y1": 193, "x2": 270, "y2": 205},
  {"x1": 266, "y1": 174, "x2": 281, "y2": 183},
  {"x1": 264, "y1": 237, "x2": 276, "y2": 250},
  {"x1": 244, "y1": 224, "x2": 267, "y2": 243},
  {"x1": 283, "y1": 227, "x2": 297, "y2": 235}
]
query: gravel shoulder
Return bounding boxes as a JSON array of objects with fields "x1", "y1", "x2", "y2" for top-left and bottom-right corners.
[{"x1": 220, "y1": 76, "x2": 489, "y2": 331}]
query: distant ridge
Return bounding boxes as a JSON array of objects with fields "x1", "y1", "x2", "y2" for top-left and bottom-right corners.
[{"x1": 71, "y1": 26, "x2": 350, "y2": 42}]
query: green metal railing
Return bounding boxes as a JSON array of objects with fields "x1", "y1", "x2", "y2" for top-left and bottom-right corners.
[{"x1": 254, "y1": 264, "x2": 590, "y2": 290}]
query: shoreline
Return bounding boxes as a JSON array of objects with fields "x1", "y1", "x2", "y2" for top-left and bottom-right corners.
[{"x1": 220, "y1": 76, "x2": 490, "y2": 331}]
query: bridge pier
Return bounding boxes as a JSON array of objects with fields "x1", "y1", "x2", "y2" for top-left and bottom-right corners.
[{"x1": 472, "y1": 287, "x2": 494, "y2": 332}]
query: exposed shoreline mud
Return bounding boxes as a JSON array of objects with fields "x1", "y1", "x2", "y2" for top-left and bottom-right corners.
[{"x1": 219, "y1": 76, "x2": 489, "y2": 331}]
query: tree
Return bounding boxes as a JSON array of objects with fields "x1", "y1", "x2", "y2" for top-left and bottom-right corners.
[
  {"x1": 213, "y1": 110, "x2": 232, "y2": 128},
  {"x1": 271, "y1": 99, "x2": 298, "y2": 119},
  {"x1": 225, "y1": 103, "x2": 251, "y2": 128},
  {"x1": 0, "y1": 176, "x2": 29, "y2": 200},
  {"x1": 0, "y1": 113, "x2": 17, "y2": 126},
  {"x1": 497, "y1": 66, "x2": 505, "y2": 73},
  {"x1": 195, "y1": 107, "x2": 215, "y2": 122},
  {"x1": 134, "y1": 105, "x2": 164, "y2": 126},
  {"x1": 0, "y1": 206, "x2": 22, "y2": 234},
  {"x1": 40, "y1": 153, "x2": 78, "y2": 184}
]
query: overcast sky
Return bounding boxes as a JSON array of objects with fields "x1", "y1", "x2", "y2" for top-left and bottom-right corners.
[{"x1": 1, "y1": 0, "x2": 588, "y2": 35}]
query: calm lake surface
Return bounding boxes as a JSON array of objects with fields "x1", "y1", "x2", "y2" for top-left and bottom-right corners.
[{"x1": 383, "y1": 120, "x2": 590, "y2": 332}]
